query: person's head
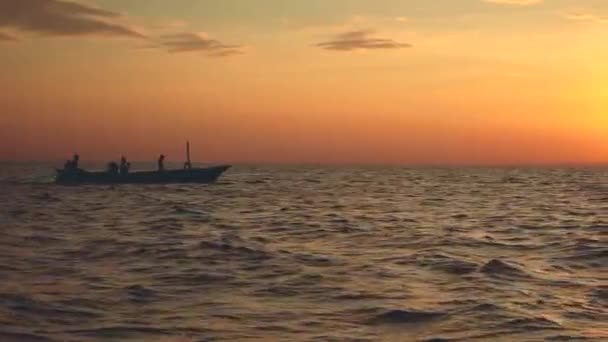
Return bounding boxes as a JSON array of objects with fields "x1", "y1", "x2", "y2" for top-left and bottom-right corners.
[
  {"x1": 121, "y1": 156, "x2": 126, "y2": 162},
  {"x1": 73, "y1": 154, "x2": 79, "y2": 161},
  {"x1": 160, "y1": 154, "x2": 165, "y2": 159}
]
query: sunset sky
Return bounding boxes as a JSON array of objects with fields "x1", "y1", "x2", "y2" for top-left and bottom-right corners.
[{"x1": 0, "y1": 0, "x2": 606, "y2": 164}]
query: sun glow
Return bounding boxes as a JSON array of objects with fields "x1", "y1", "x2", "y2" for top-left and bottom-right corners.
[{"x1": 0, "y1": 0, "x2": 607, "y2": 164}]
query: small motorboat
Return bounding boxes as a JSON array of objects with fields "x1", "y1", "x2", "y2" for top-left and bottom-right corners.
[{"x1": 55, "y1": 141, "x2": 231, "y2": 185}]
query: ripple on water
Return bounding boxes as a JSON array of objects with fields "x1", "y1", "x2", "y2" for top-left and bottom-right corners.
[
  {"x1": 156, "y1": 271, "x2": 233, "y2": 287},
  {"x1": 589, "y1": 286, "x2": 608, "y2": 304},
  {"x1": 369, "y1": 309, "x2": 447, "y2": 325},
  {"x1": 292, "y1": 253, "x2": 343, "y2": 267},
  {"x1": 402, "y1": 251, "x2": 479, "y2": 275},
  {"x1": 68, "y1": 326, "x2": 173, "y2": 339},
  {"x1": 0, "y1": 293, "x2": 102, "y2": 321},
  {"x1": 125, "y1": 285, "x2": 158, "y2": 303},
  {"x1": 0, "y1": 331, "x2": 57, "y2": 342},
  {"x1": 30, "y1": 192, "x2": 61, "y2": 203},
  {"x1": 545, "y1": 335, "x2": 594, "y2": 341},
  {"x1": 498, "y1": 316, "x2": 563, "y2": 332},
  {"x1": 197, "y1": 240, "x2": 273, "y2": 262}
]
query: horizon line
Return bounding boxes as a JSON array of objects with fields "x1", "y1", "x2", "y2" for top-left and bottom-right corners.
[{"x1": 1, "y1": 159, "x2": 606, "y2": 168}]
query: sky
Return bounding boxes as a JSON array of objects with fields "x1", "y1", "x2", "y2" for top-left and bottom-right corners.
[{"x1": 0, "y1": 0, "x2": 606, "y2": 165}]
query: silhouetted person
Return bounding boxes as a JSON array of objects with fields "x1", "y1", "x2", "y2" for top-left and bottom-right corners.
[
  {"x1": 119, "y1": 156, "x2": 130, "y2": 175},
  {"x1": 107, "y1": 161, "x2": 119, "y2": 175},
  {"x1": 158, "y1": 154, "x2": 165, "y2": 171},
  {"x1": 63, "y1": 154, "x2": 80, "y2": 172},
  {"x1": 72, "y1": 154, "x2": 80, "y2": 169}
]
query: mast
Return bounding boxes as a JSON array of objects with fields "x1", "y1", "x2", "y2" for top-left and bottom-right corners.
[
  {"x1": 185, "y1": 141, "x2": 192, "y2": 169},
  {"x1": 187, "y1": 141, "x2": 191, "y2": 164}
]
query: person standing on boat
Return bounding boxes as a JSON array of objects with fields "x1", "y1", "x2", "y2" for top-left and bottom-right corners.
[
  {"x1": 107, "y1": 161, "x2": 119, "y2": 175},
  {"x1": 72, "y1": 154, "x2": 80, "y2": 169},
  {"x1": 119, "y1": 156, "x2": 130, "y2": 175},
  {"x1": 64, "y1": 154, "x2": 80, "y2": 171},
  {"x1": 158, "y1": 154, "x2": 165, "y2": 171}
]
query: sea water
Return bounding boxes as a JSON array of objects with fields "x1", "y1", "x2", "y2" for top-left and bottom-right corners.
[{"x1": 0, "y1": 163, "x2": 606, "y2": 341}]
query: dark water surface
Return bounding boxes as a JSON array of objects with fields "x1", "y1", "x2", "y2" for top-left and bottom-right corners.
[{"x1": 0, "y1": 163, "x2": 606, "y2": 341}]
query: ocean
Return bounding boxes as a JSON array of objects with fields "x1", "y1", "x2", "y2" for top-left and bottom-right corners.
[{"x1": 0, "y1": 163, "x2": 606, "y2": 341}]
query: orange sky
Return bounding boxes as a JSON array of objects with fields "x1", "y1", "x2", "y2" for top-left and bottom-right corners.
[{"x1": 0, "y1": 0, "x2": 606, "y2": 164}]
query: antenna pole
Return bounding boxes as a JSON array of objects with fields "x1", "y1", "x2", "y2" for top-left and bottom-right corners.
[
  {"x1": 187, "y1": 141, "x2": 191, "y2": 163},
  {"x1": 185, "y1": 141, "x2": 192, "y2": 169}
]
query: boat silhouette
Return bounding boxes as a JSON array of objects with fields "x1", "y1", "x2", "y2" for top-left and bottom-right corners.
[
  {"x1": 55, "y1": 165, "x2": 230, "y2": 185},
  {"x1": 55, "y1": 142, "x2": 231, "y2": 185}
]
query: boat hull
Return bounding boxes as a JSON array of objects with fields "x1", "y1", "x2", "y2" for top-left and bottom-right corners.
[{"x1": 55, "y1": 165, "x2": 231, "y2": 185}]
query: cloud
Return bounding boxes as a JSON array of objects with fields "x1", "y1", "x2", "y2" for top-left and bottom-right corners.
[
  {"x1": 0, "y1": 31, "x2": 16, "y2": 41},
  {"x1": 563, "y1": 11, "x2": 608, "y2": 23},
  {"x1": 0, "y1": 1, "x2": 245, "y2": 58},
  {"x1": 316, "y1": 30, "x2": 412, "y2": 51},
  {"x1": 0, "y1": 0, "x2": 145, "y2": 39},
  {"x1": 483, "y1": 0, "x2": 543, "y2": 5},
  {"x1": 159, "y1": 32, "x2": 244, "y2": 57}
]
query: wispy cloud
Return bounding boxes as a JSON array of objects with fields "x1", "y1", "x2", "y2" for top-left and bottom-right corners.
[
  {"x1": 483, "y1": 0, "x2": 543, "y2": 6},
  {"x1": 316, "y1": 30, "x2": 412, "y2": 51},
  {"x1": 0, "y1": 31, "x2": 16, "y2": 41},
  {"x1": 563, "y1": 10, "x2": 608, "y2": 23},
  {"x1": 0, "y1": 0, "x2": 244, "y2": 57},
  {"x1": 158, "y1": 32, "x2": 244, "y2": 57},
  {"x1": 0, "y1": 0, "x2": 145, "y2": 39}
]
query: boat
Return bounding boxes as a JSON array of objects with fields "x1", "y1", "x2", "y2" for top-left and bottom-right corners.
[
  {"x1": 55, "y1": 165, "x2": 231, "y2": 185},
  {"x1": 55, "y1": 141, "x2": 231, "y2": 185}
]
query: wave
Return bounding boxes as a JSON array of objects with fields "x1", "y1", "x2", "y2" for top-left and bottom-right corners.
[
  {"x1": 369, "y1": 309, "x2": 447, "y2": 325},
  {"x1": 0, "y1": 293, "x2": 101, "y2": 320},
  {"x1": 0, "y1": 174, "x2": 56, "y2": 185},
  {"x1": 0, "y1": 331, "x2": 57, "y2": 342},
  {"x1": 556, "y1": 246, "x2": 608, "y2": 269},
  {"x1": 499, "y1": 316, "x2": 563, "y2": 331},
  {"x1": 386, "y1": 251, "x2": 483, "y2": 275},
  {"x1": 171, "y1": 205, "x2": 209, "y2": 217},
  {"x1": 545, "y1": 335, "x2": 594, "y2": 341},
  {"x1": 480, "y1": 259, "x2": 529, "y2": 278},
  {"x1": 590, "y1": 286, "x2": 608, "y2": 304},
  {"x1": 68, "y1": 326, "x2": 173, "y2": 339},
  {"x1": 197, "y1": 240, "x2": 273, "y2": 262},
  {"x1": 125, "y1": 284, "x2": 158, "y2": 303}
]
